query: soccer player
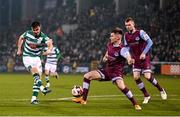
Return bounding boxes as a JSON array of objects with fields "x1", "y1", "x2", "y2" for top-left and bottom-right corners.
[
  {"x1": 72, "y1": 28, "x2": 142, "y2": 110},
  {"x1": 124, "y1": 17, "x2": 167, "y2": 104},
  {"x1": 17, "y1": 21, "x2": 53, "y2": 104},
  {"x1": 43, "y1": 46, "x2": 61, "y2": 88}
]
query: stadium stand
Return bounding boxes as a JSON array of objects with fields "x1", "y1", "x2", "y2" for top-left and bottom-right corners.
[{"x1": 0, "y1": 0, "x2": 179, "y2": 70}]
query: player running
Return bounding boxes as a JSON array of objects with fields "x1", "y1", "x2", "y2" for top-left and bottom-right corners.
[
  {"x1": 72, "y1": 27, "x2": 142, "y2": 110},
  {"x1": 43, "y1": 46, "x2": 61, "y2": 88},
  {"x1": 17, "y1": 21, "x2": 53, "y2": 104},
  {"x1": 124, "y1": 17, "x2": 167, "y2": 104}
]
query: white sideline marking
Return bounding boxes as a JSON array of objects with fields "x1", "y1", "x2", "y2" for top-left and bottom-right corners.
[{"x1": 0, "y1": 94, "x2": 178, "y2": 101}]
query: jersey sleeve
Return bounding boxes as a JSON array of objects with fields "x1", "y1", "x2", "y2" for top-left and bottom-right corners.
[
  {"x1": 55, "y1": 48, "x2": 61, "y2": 60},
  {"x1": 123, "y1": 35, "x2": 128, "y2": 46},
  {"x1": 55, "y1": 48, "x2": 60, "y2": 54},
  {"x1": 120, "y1": 47, "x2": 130, "y2": 59},
  {"x1": 20, "y1": 31, "x2": 27, "y2": 38},
  {"x1": 44, "y1": 37, "x2": 50, "y2": 44},
  {"x1": 140, "y1": 30, "x2": 153, "y2": 54},
  {"x1": 140, "y1": 30, "x2": 151, "y2": 41},
  {"x1": 41, "y1": 32, "x2": 50, "y2": 44},
  {"x1": 43, "y1": 47, "x2": 48, "y2": 52}
]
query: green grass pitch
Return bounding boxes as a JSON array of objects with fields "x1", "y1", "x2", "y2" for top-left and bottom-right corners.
[{"x1": 0, "y1": 73, "x2": 179, "y2": 116}]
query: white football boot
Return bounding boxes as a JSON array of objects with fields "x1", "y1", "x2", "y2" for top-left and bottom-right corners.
[
  {"x1": 142, "y1": 96, "x2": 151, "y2": 104},
  {"x1": 160, "y1": 89, "x2": 167, "y2": 100}
]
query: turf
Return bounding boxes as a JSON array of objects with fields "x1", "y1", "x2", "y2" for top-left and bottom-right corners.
[{"x1": 0, "y1": 73, "x2": 179, "y2": 116}]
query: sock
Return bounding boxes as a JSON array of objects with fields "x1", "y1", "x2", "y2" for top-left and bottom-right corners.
[
  {"x1": 121, "y1": 87, "x2": 137, "y2": 105},
  {"x1": 33, "y1": 73, "x2": 42, "y2": 86},
  {"x1": 148, "y1": 75, "x2": 163, "y2": 91},
  {"x1": 31, "y1": 96, "x2": 37, "y2": 102},
  {"x1": 31, "y1": 83, "x2": 40, "y2": 102},
  {"x1": 135, "y1": 79, "x2": 150, "y2": 97},
  {"x1": 33, "y1": 73, "x2": 45, "y2": 92},
  {"x1": 45, "y1": 75, "x2": 49, "y2": 83},
  {"x1": 82, "y1": 78, "x2": 91, "y2": 101}
]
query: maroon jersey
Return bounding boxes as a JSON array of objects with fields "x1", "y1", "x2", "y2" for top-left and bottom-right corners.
[
  {"x1": 98, "y1": 42, "x2": 126, "y2": 82},
  {"x1": 107, "y1": 42, "x2": 126, "y2": 70},
  {"x1": 124, "y1": 30, "x2": 150, "y2": 60},
  {"x1": 124, "y1": 30, "x2": 151, "y2": 71}
]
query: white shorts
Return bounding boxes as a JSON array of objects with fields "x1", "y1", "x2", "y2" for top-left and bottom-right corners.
[
  {"x1": 23, "y1": 56, "x2": 42, "y2": 74},
  {"x1": 45, "y1": 63, "x2": 57, "y2": 73}
]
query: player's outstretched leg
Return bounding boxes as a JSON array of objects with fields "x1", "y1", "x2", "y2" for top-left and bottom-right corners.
[
  {"x1": 81, "y1": 78, "x2": 91, "y2": 104},
  {"x1": 146, "y1": 74, "x2": 167, "y2": 100},
  {"x1": 72, "y1": 77, "x2": 90, "y2": 105},
  {"x1": 135, "y1": 78, "x2": 151, "y2": 104},
  {"x1": 72, "y1": 70, "x2": 101, "y2": 105},
  {"x1": 33, "y1": 73, "x2": 51, "y2": 96}
]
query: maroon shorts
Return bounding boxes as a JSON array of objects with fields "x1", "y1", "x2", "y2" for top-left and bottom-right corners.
[
  {"x1": 133, "y1": 57, "x2": 151, "y2": 73},
  {"x1": 97, "y1": 67, "x2": 123, "y2": 83}
]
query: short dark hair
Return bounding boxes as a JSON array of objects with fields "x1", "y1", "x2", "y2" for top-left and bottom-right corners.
[
  {"x1": 125, "y1": 17, "x2": 134, "y2": 22},
  {"x1": 31, "y1": 21, "x2": 40, "y2": 28},
  {"x1": 111, "y1": 27, "x2": 123, "y2": 35}
]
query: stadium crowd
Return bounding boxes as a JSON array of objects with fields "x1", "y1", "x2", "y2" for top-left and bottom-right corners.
[{"x1": 0, "y1": 0, "x2": 179, "y2": 70}]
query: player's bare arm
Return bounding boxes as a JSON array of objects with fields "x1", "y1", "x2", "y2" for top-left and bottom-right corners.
[
  {"x1": 126, "y1": 54, "x2": 135, "y2": 65},
  {"x1": 17, "y1": 37, "x2": 24, "y2": 56},
  {"x1": 121, "y1": 47, "x2": 134, "y2": 65},
  {"x1": 102, "y1": 51, "x2": 108, "y2": 62},
  {"x1": 42, "y1": 39, "x2": 53, "y2": 55}
]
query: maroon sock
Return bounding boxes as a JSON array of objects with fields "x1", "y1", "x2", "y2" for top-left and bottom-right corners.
[
  {"x1": 121, "y1": 87, "x2": 137, "y2": 105},
  {"x1": 82, "y1": 78, "x2": 91, "y2": 101},
  {"x1": 148, "y1": 76, "x2": 163, "y2": 91},
  {"x1": 135, "y1": 79, "x2": 150, "y2": 97}
]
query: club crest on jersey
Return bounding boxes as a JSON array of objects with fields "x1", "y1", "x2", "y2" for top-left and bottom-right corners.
[
  {"x1": 114, "y1": 52, "x2": 119, "y2": 57},
  {"x1": 135, "y1": 37, "x2": 140, "y2": 41},
  {"x1": 37, "y1": 37, "x2": 43, "y2": 43}
]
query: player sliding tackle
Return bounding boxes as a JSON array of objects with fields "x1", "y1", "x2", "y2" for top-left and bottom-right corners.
[
  {"x1": 17, "y1": 21, "x2": 53, "y2": 104},
  {"x1": 72, "y1": 27, "x2": 142, "y2": 110}
]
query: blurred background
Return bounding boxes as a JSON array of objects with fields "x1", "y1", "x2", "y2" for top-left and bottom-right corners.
[{"x1": 0, "y1": 0, "x2": 179, "y2": 75}]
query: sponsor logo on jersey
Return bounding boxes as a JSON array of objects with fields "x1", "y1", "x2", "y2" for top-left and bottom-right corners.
[
  {"x1": 114, "y1": 52, "x2": 119, "y2": 57},
  {"x1": 37, "y1": 37, "x2": 43, "y2": 44},
  {"x1": 135, "y1": 37, "x2": 140, "y2": 41}
]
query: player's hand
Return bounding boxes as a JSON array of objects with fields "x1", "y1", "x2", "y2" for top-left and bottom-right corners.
[
  {"x1": 140, "y1": 53, "x2": 146, "y2": 60},
  {"x1": 42, "y1": 50, "x2": 51, "y2": 55},
  {"x1": 102, "y1": 57, "x2": 108, "y2": 62},
  {"x1": 127, "y1": 58, "x2": 135, "y2": 65},
  {"x1": 17, "y1": 50, "x2": 22, "y2": 56}
]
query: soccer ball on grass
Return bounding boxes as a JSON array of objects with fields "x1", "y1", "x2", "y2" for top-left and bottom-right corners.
[{"x1": 71, "y1": 85, "x2": 83, "y2": 97}]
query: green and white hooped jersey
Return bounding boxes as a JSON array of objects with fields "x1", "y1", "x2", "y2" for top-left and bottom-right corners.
[
  {"x1": 20, "y1": 30, "x2": 50, "y2": 57},
  {"x1": 44, "y1": 47, "x2": 60, "y2": 65}
]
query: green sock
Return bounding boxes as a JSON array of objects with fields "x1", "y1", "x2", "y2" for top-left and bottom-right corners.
[
  {"x1": 32, "y1": 83, "x2": 39, "y2": 97},
  {"x1": 33, "y1": 73, "x2": 42, "y2": 86}
]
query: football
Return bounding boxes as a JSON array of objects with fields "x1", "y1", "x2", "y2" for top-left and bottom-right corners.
[{"x1": 71, "y1": 85, "x2": 83, "y2": 97}]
